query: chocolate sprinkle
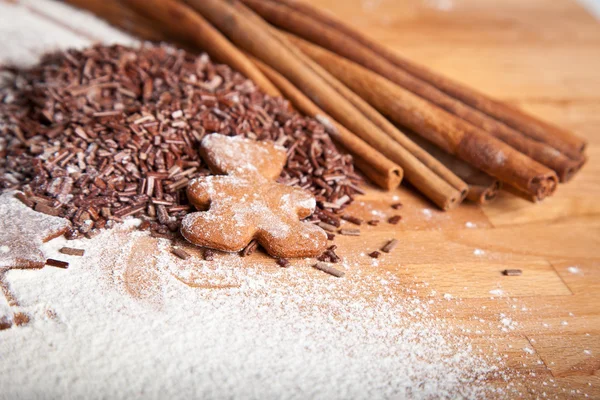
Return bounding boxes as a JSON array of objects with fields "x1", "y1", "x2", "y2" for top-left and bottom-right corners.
[
  {"x1": 45, "y1": 258, "x2": 69, "y2": 269},
  {"x1": 59, "y1": 247, "x2": 85, "y2": 257},
  {"x1": 381, "y1": 239, "x2": 399, "y2": 254},
  {"x1": 341, "y1": 214, "x2": 363, "y2": 226},
  {"x1": 313, "y1": 262, "x2": 345, "y2": 278},
  {"x1": 502, "y1": 269, "x2": 522, "y2": 276},
  {"x1": 172, "y1": 248, "x2": 191, "y2": 260},
  {"x1": 203, "y1": 248, "x2": 215, "y2": 261},
  {"x1": 388, "y1": 215, "x2": 402, "y2": 225},
  {"x1": 276, "y1": 258, "x2": 291, "y2": 268},
  {"x1": 0, "y1": 44, "x2": 362, "y2": 239},
  {"x1": 368, "y1": 251, "x2": 381, "y2": 259},
  {"x1": 240, "y1": 240, "x2": 259, "y2": 257}
]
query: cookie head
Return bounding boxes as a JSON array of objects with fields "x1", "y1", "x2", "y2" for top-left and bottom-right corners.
[{"x1": 199, "y1": 134, "x2": 287, "y2": 180}]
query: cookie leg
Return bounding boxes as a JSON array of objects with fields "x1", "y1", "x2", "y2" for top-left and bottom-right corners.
[
  {"x1": 181, "y1": 212, "x2": 255, "y2": 253},
  {"x1": 258, "y1": 221, "x2": 327, "y2": 258}
]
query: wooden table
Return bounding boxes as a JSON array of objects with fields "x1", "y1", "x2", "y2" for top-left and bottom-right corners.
[
  {"x1": 310, "y1": 0, "x2": 600, "y2": 397},
  {"x1": 3, "y1": 0, "x2": 599, "y2": 397}
]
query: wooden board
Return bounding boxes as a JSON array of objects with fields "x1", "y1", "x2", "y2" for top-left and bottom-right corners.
[
  {"x1": 307, "y1": 1, "x2": 600, "y2": 397},
  {"x1": 2, "y1": 0, "x2": 599, "y2": 397}
]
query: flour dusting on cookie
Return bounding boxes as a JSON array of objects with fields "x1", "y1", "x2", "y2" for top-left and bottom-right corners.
[
  {"x1": 182, "y1": 134, "x2": 327, "y2": 258},
  {"x1": 0, "y1": 192, "x2": 70, "y2": 269}
]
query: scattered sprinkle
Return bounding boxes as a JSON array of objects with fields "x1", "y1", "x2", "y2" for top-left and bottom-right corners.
[
  {"x1": 45, "y1": 258, "x2": 69, "y2": 269},
  {"x1": 171, "y1": 248, "x2": 191, "y2": 260},
  {"x1": 341, "y1": 214, "x2": 363, "y2": 226},
  {"x1": 381, "y1": 239, "x2": 399, "y2": 254},
  {"x1": 59, "y1": 247, "x2": 85, "y2": 257},
  {"x1": 388, "y1": 215, "x2": 402, "y2": 225},
  {"x1": 368, "y1": 251, "x2": 381, "y2": 259},
  {"x1": 203, "y1": 249, "x2": 215, "y2": 261},
  {"x1": 313, "y1": 262, "x2": 345, "y2": 278}
]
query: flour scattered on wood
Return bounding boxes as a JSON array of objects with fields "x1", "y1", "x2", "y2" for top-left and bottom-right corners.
[
  {"x1": 567, "y1": 266, "x2": 582, "y2": 275},
  {"x1": 0, "y1": 208, "x2": 502, "y2": 399}
]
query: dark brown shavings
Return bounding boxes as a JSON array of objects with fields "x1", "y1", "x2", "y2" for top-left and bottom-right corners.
[
  {"x1": 0, "y1": 44, "x2": 362, "y2": 240},
  {"x1": 317, "y1": 245, "x2": 341, "y2": 263},
  {"x1": 317, "y1": 222, "x2": 337, "y2": 233},
  {"x1": 172, "y1": 248, "x2": 191, "y2": 260},
  {"x1": 313, "y1": 262, "x2": 344, "y2": 278},
  {"x1": 341, "y1": 214, "x2": 363, "y2": 226},
  {"x1": 240, "y1": 240, "x2": 258, "y2": 257},
  {"x1": 391, "y1": 202, "x2": 403, "y2": 210},
  {"x1": 388, "y1": 215, "x2": 402, "y2": 225},
  {"x1": 45, "y1": 258, "x2": 69, "y2": 269},
  {"x1": 502, "y1": 269, "x2": 522, "y2": 276},
  {"x1": 276, "y1": 258, "x2": 291, "y2": 268},
  {"x1": 368, "y1": 251, "x2": 381, "y2": 259},
  {"x1": 339, "y1": 228, "x2": 360, "y2": 236},
  {"x1": 381, "y1": 239, "x2": 399, "y2": 254},
  {"x1": 203, "y1": 248, "x2": 215, "y2": 261},
  {"x1": 59, "y1": 247, "x2": 85, "y2": 256}
]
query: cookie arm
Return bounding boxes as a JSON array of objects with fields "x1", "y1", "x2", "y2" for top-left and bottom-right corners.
[
  {"x1": 186, "y1": 179, "x2": 212, "y2": 210},
  {"x1": 288, "y1": 187, "x2": 317, "y2": 219}
]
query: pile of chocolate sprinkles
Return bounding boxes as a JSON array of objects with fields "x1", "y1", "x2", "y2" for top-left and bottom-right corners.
[{"x1": 0, "y1": 44, "x2": 362, "y2": 240}]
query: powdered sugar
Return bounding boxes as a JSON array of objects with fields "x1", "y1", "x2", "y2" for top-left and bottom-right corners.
[
  {"x1": 0, "y1": 0, "x2": 137, "y2": 67},
  {"x1": 0, "y1": 209, "x2": 498, "y2": 399}
]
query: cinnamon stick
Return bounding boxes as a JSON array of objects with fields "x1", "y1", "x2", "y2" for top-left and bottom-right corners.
[
  {"x1": 252, "y1": 58, "x2": 402, "y2": 190},
  {"x1": 294, "y1": 39, "x2": 558, "y2": 201},
  {"x1": 64, "y1": 0, "x2": 165, "y2": 41},
  {"x1": 183, "y1": 0, "x2": 464, "y2": 209},
  {"x1": 242, "y1": 0, "x2": 586, "y2": 180},
  {"x1": 408, "y1": 134, "x2": 501, "y2": 204},
  {"x1": 119, "y1": 0, "x2": 280, "y2": 97},
  {"x1": 270, "y1": 29, "x2": 468, "y2": 197},
  {"x1": 273, "y1": 0, "x2": 587, "y2": 160}
]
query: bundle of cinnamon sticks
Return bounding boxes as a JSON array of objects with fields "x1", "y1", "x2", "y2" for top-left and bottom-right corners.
[{"x1": 66, "y1": 0, "x2": 587, "y2": 210}]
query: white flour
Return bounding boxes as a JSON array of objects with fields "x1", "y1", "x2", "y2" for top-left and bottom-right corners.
[{"x1": 0, "y1": 221, "x2": 499, "y2": 399}]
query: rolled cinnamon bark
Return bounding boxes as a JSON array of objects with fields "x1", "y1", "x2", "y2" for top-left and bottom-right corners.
[
  {"x1": 408, "y1": 134, "x2": 501, "y2": 204},
  {"x1": 64, "y1": 0, "x2": 166, "y2": 41},
  {"x1": 114, "y1": 0, "x2": 280, "y2": 97},
  {"x1": 183, "y1": 0, "x2": 465, "y2": 209},
  {"x1": 294, "y1": 4, "x2": 588, "y2": 160},
  {"x1": 270, "y1": 30, "x2": 468, "y2": 197},
  {"x1": 250, "y1": 58, "x2": 403, "y2": 191},
  {"x1": 294, "y1": 39, "x2": 558, "y2": 201},
  {"x1": 242, "y1": 0, "x2": 586, "y2": 180}
]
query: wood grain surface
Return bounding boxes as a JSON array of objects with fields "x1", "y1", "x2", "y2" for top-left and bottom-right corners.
[
  {"x1": 2, "y1": 0, "x2": 599, "y2": 397},
  {"x1": 307, "y1": 0, "x2": 600, "y2": 397}
]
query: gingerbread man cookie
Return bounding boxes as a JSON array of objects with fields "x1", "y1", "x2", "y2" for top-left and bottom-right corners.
[
  {"x1": 181, "y1": 134, "x2": 327, "y2": 258},
  {"x1": 0, "y1": 191, "x2": 70, "y2": 329}
]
